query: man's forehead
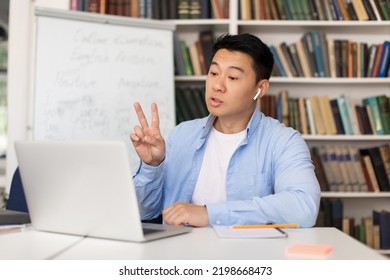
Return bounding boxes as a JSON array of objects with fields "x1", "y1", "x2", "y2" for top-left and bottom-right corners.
[{"x1": 212, "y1": 49, "x2": 253, "y2": 71}]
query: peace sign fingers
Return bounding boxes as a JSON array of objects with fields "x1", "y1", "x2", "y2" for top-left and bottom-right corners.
[
  {"x1": 134, "y1": 102, "x2": 150, "y2": 129},
  {"x1": 150, "y1": 102, "x2": 160, "y2": 129},
  {"x1": 130, "y1": 102, "x2": 165, "y2": 167}
]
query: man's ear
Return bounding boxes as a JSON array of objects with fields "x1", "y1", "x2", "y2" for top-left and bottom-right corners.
[
  {"x1": 257, "y1": 80, "x2": 270, "y2": 99},
  {"x1": 253, "y1": 88, "x2": 262, "y2": 100}
]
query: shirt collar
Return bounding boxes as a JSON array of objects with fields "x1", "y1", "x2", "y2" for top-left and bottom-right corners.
[{"x1": 200, "y1": 109, "x2": 262, "y2": 139}]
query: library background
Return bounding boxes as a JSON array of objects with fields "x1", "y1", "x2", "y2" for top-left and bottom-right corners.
[{"x1": 2, "y1": 0, "x2": 390, "y2": 256}]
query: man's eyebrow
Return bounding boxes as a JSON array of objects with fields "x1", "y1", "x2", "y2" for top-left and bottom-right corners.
[
  {"x1": 210, "y1": 61, "x2": 245, "y2": 73},
  {"x1": 230, "y1": 66, "x2": 245, "y2": 73}
]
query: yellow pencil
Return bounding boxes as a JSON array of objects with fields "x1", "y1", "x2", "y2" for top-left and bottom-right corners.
[{"x1": 232, "y1": 223, "x2": 299, "y2": 229}]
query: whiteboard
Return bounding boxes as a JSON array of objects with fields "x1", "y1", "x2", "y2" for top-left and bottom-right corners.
[{"x1": 33, "y1": 8, "x2": 175, "y2": 169}]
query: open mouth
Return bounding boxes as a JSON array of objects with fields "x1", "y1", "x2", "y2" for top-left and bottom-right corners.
[{"x1": 210, "y1": 97, "x2": 223, "y2": 106}]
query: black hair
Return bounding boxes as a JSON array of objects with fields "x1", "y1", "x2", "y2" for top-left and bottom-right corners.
[{"x1": 211, "y1": 33, "x2": 274, "y2": 82}]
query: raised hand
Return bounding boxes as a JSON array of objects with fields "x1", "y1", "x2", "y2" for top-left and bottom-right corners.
[{"x1": 130, "y1": 102, "x2": 165, "y2": 166}]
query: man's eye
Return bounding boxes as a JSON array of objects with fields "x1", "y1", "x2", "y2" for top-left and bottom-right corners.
[{"x1": 229, "y1": 76, "x2": 238, "y2": 80}]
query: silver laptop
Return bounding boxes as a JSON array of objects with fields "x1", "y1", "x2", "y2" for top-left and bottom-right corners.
[{"x1": 14, "y1": 140, "x2": 191, "y2": 242}]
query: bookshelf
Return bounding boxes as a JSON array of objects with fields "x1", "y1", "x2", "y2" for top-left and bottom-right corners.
[
  {"x1": 0, "y1": 0, "x2": 8, "y2": 193},
  {"x1": 171, "y1": 0, "x2": 390, "y2": 253},
  {"x1": 6, "y1": 0, "x2": 390, "y2": 252}
]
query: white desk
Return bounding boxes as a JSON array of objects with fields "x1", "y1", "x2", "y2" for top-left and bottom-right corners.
[
  {"x1": 0, "y1": 230, "x2": 83, "y2": 260},
  {"x1": 0, "y1": 227, "x2": 386, "y2": 260}
]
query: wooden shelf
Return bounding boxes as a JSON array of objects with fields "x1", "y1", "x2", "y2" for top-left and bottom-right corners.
[
  {"x1": 175, "y1": 75, "x2": 206, "y2": 82},
  {"x1": 269, "y1": 77, "x2": 390, "y2": 84},
  {"x1": 168, "y1": 19, "x2": 230, "y2": 26},
  {"x1": 303, "y1": 135, "x2": 390, "y2": 141},
  {"x1": 377, "y1": 249, "x2": 390, "y2": 255},
  {"x1": 321, "y1": 192, "x2": 390, "y2": 198},
  {"x1": 237, "y1": 20, "x2": 390, "y2": 27},
  {"x1": 175, "y1": 76, "x2": 390, "y2": 84}
]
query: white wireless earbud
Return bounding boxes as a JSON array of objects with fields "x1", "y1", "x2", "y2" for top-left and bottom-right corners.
[{"x1": 253, "y1": 88, "x2": 261, "y2": 100}]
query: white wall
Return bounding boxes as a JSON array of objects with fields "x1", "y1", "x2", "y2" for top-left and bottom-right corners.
[{"x1": 6, "y1": 0, "x2": 69, "y2": 191}]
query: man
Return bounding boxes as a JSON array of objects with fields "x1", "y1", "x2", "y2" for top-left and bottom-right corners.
[{"x1": 130, "y1": 33, "x2": 320, "y2": 227}]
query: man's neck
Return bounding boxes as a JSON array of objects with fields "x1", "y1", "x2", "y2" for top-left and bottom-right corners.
[{"x1": 213, "y1": 109, "x2": 254, "y2": 134}]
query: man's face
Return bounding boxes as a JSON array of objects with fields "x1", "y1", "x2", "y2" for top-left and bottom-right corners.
[{"x1": 205, "y1": 49, "x2": 258, "y2": 122}]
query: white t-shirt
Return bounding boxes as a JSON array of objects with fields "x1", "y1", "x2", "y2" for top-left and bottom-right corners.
[{"x1": 191, "y1": 127, "x2": 246, "y2": 205}]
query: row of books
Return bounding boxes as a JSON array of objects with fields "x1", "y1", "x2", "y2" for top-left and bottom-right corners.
[
  {"x1": 0, "y1": 80, "x2": 6, "y2": 106},
  {"x1": 174, "y1": 30, "x2": 390, "y2": 78},
  {"x1": 70, "y1": 0, "x2": 390, "y2": 21},
  {"x1": 175, "y1": 86, "x2": 208, "y2": 123},
  {"x1": 259, "y1": 91, "x2": 390, "y2": 135},
  {"x1": 174, "y1": 30, "x2": 215, "y2": 76},
  {"x1": 174, "y1": 86, "x2": 390, "y2": 136},
  {"x1": 270, "y1": 32, "x2": 390, "y2": 78},
  {"x1": 70, "y1": 0, "x2": 229, "y2": 19},
  {"x1": 240, "y1": 0, "x2": 390, "y2": 21},
  {"x1": 176, "y1": 0, "x2": 230, "y2": 19},
  {"x1": 0, "y1": 188, "x2": 7, "y2": 209},
  {"x1": 1, "y1": 22, "x2": 10, "y2": 159},
  {"x1": 0, "y1": 80, "x2": 7, "y2": 142},
  {"x1": 0, "y1": 42, "x2": 6, "y2": 72},
  {"x1": 316, "y1": 199, "x2": 390, "y2": 250},
  {"x1": 0, "y1": 24, "x2": 6, "y2": 40},
  {"x1": 310, "y1": 144, "x2": 390, "y2": 193}
]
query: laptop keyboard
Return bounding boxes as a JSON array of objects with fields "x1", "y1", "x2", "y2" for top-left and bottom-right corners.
[{"x1": 142, "y1": 227, "x2": 165, "y2": 235}]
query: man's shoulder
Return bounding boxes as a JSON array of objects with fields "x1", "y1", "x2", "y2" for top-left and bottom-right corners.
[
  {"x1": 260, "y1": 114, "x2": 296, "y2": 133},
  {"x1": 258, "y1": 114, "x2": 303, "y2": 142},
  {"x1": 175, "y1": 116, "x2": 208, "y2": 129}
]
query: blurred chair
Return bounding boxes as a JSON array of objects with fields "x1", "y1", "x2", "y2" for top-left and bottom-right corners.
[{"x1": 5, "y1": 167, "x2": 29, "y2": 213}]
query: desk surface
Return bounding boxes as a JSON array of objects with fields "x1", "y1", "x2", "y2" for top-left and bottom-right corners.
[
  {"x1": 0, "y1": 229, "x2": 83, "y2": 259},
  {"x1": 0, "y1": 227, "x2": 386, "y2": 260}
]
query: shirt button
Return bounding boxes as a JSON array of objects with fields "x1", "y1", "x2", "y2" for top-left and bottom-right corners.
[{"x1": 216, "y1": 220, "x2": 221, "y2": 225}]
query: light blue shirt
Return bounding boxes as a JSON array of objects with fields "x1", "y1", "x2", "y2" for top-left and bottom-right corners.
[{"x1": 134, "y1": 109, "x2": 321, "y2": 227}]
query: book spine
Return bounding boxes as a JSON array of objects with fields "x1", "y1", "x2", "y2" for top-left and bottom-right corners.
[
  {"x1": 177, "y1": 0, "x2": 191, "y2": 19},
  {"x1": 330, "y1": 99, "x2": 346, "y2": 134},
  {"x1": 298, "y1": 97, "x2": 308, "y2": 135},
  {"x1": 179, "y1": 40, "x2": 193, "y2": 76},
  {"x1": 295, "y1": 40, "x2": 312, "y2": 77},
  {"x1": 280, "y1": 42, "x2": 300, "y2": 77},
  {"x1": 269, "y1": 45, "x2": 287, "y2": 77},
  {"x1": 188, "y1": 44, "x2": 202, "y2": 76},
  {"x1": 275, "y1": 44, "x2": 293, "y2": 77},
  {"x1": 369, "y1": 0, "x2": 383, "y2": 20},
  {"x1": 371, "y1": 43, "x2": 384, "y2": 77},
  {"x1": 310, "y1": 147, "x2": 330, "y2": 192},
  {"x1": 362, "y1": 0, "x2": 378, "y2": 20},
  {"x1": 367, "y1": 147, "x2": 390, "y2": 191},
  {"x1": 288, "y1": 43, "x2": 305, "y2": 77},
  {"x1": 360, "y1": 149, "x2": 381, "y2": 192},
  {"x1": 366, "y1": 44, "x2": 378, "y2": 77},
  {"x1": 377, "y1": 95, "x2": 390, "y2": 134},
  {"x1": 336, "y1": 146, "x2": 353, "y2": 191},
  {"x1": 302, "y1": 33, "x2": 318, "y2": 77},
  {"x1": 173, "y1": 34, "x2": 186, "y2": 76},
  {"x1": 348, "y1": 146, "x2": 369, "y2": 192},
  {"x1": 305, "y1": 98, "x2": 316, "y2": 135},
  {"x1": 311, "y1": 31, "x2": 325, "y2": 77},
  {"x1": 377, "y1": 41, "x2": 390, "y2": 77},
  {"x1": 337, "y1": 95, "x2": 354, "y2": 135},
  {"x1": 363, "y1": 96, "x2": 385, "y2": 134}
]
